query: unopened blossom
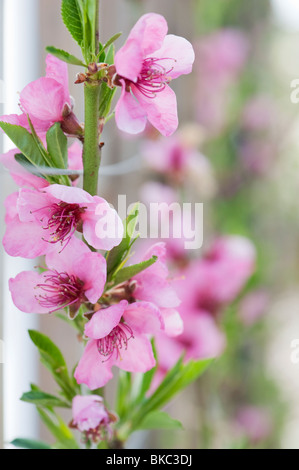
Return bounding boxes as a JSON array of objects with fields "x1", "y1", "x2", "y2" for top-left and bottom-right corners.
[
  {"x1": 235, "y1": 406, "x2": 272, "y2": 444},
  {"x1": 71, "y1": 395, "x2": 116, "y2": 443},
  {"x1": 74, "y1": 300, "x2": 162, "y2": 389},
  {"x1": 113, "y1": 13, "x2": 194, "y2": 136},
  {"x1": 4, "y1": 184, "x2": 123, "y2": 258},
  {"x1": 9, "y1": 237, "x2": 106, "y2": 316},
  {"x1": 0, "y1": 55, "x2": 82, "y2": 136}
]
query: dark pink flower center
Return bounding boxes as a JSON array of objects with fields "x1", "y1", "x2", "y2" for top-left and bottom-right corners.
[
  {"x1": 134, "y1": 57, "x2": 174, "y2": 98},
  {"x1": 37, "y1": 202, "x2": 85, "y2": 248},
  {"x1": 97, "y1": 323, "x2": 134, "y2": 361},
  {"x1": 35, "y1": 270, "x2": 85, "y2": 313}
]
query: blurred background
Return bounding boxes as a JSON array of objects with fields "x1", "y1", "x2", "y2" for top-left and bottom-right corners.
[{"x1": 2, "y1": 0, "x2": 299, "y2": 449}]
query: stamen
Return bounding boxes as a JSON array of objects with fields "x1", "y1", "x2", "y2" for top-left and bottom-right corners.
[
  {"x1": 32, "y1": 202, "x2": 85, "y2": 250},
  {"x1": 97, "y1": 323, "x2": 134, "y2": 362},
  {"x1": 134, "y1": 57, "x2": 175, "y2": 98},
  {"x1": 35, "y1": 270, "x2": 85, "y2": 313}
]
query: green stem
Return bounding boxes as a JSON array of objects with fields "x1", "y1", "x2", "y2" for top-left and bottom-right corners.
[{"x1": 82, "y1": 83, "x2": 101, "y2": 196}]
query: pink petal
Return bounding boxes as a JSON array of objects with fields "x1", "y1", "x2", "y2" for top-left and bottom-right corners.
[
  {"x1": 115, "y1": 13, "x2": 168, "y2": 81},
  {"x1": 4, "y1": 192, "x2": 18, "y2": 222},
  {"x1": 68, "y1": 141, "x2": 83, "y2": 171},
  {"x1": 72, "y1": 251, "x2": 107, "y2": 304},
  {"x1": 3, "y1": 218, "x2": 49, "y2": 258},
  {"x1": 123, "y1": 301, "x2": 164, "y2": 334},
  {"x1": 9, "y1": 271, "x2": 50, "y2": 314},
  {"x1": 133, "y1": 84, "x2": 178, "y2": 136},
  {"x1": 45, "y1": 237, "x2": 90, "y2": 274},
  {"x1": 74, "y1": 340, "x2": 114, "y2": 389},
  {"x1": 72, "y1": 395, "x2": 107, "y2": 432},
  {"x1": 160, "y1": 308, "x2": 184, "y2": 337},
  {"x1": 43, "y1": 184, "x2": 94, "y2": 205},
  {"x1": 141, "y1": 242, "x2": 168, "y2": 278},
  {"x1": 134, "y1": 272, "x2": 180, "y2": 308},
  {"x1": 17, "y1": 188, "x2": 52, "y2": 223},
  {"x1": 20, "y1": 77, "x2": 66, "y2": 122},
  {"x1": 150, "y1": 34, "x2": 195, "y2": 79},
  {"x1": 83, "y1": 197, "x2": 123, "y2": 250},
  {"x1": 0, "y1": 149, "x2": 48, "y2": 189},
  {"x1": 84, "y1": 301, "x2": 128, "y2": 340},
  {"x1": 46, "y1": 54, "x2": 70, "y2": 104},
  {"x1": 115, "y1": 81, "x2": 147, "y2": 134},
  {"x1": 113, "y1": 334, "x2": 156, "y2": 373}
]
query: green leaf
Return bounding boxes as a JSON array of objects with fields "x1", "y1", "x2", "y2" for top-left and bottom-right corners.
[
  {"x1": 97, "y1": 34, "x2": 121, "y2": 61},
  {"x1": 46, "y1": 123, "x2": 68, "y2": 169},
  {"x1": 14, "y1": 154, "x2": 47, "y2": 180},
  {"x1": 21, "y1": 391, "x2": 70, "y2": 408},
  {"x1": 0, "y1": 122, "x2": 48, "y2": 168},
  {"x1": 131, "y1": 358, "x2": 212, "y2": 430},
  {"x1": 106, "y1": 203, "x2": 140, "y2": 278},
  {"x1": 37, "y1": 407, "x2": 78, "y2": 448},
  {"x1": 46, "y1": 46, "x2": 86, "y2": 66},
  {"x1": 98, "y1": 82, "x2": 116, "y2": 118},
  {"x1": 105, "y1": 44, "x2": 115, "y2": 65},
  {"x1": 86, "y1": 0, "x2": 97, "y2": 53},
  {"x1": 28, "y1": 330, "x2": 78, "y2": 401},
  {"x1": 28, "y1": 330, "x2": 66, "y2": 370},
  {"x1": 61, "y1": 0, "x2": 83, "y2": 46},
  {"x1": 137, "y1": 411, "x2": 183, "y2": 431},
  {"x1": 112, "y1": 256, "x2": 157, "y2": 286},
  {"x1": 11, "y1": 438, "x2": 51, "y2": 449}
]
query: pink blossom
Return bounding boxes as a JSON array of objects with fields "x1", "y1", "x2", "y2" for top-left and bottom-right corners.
[
  {"x1": 113, "y1": 13, "x2": 194, "y2": 136},
  {"x1": 195, "y1": 29, "x2": 248, "y2": 134},
  {"x1": 9, "y1": 237, "x2": 106, "y2": 315},
  {"x1": 176, "y1": 236, "x2": 256, "y2": 314},
  {"x1": 0, "y1": 55, "x2": 82, "y2": 136},
  {"x1": 74, "y1": 300, "x2": 161, "y2": 389},
  {"x1": 235, "y1": 406, "x2": 272, "y2": 443},
  {"x1": 4, "y1": 184, "x2": 123, "y2": 258},
  {"x1": 71, "y1": 395, "x2": 115, "y2": 442},
  {"x1": 238, "y1": 290, "x2": 269, "y2": 326}
]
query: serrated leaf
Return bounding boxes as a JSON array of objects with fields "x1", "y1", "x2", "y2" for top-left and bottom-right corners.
[
  {"x1": 46, "y1": 123, "x2": 68, "y2": 169},
  {"x1": 46, "y1": 46, "x2": 86, "y2": 66},
  {"x1": 11, "y1": 438, "x2": 51, "y2": 449},
  {"x1": 61, "y1": 0, "x2": 83, "y2": 46},
  {"x1": 137, "y1": 411, "x2": 183, "y2": 431},
  {"x1": 113, "y1": 256, "x2": 157, "y2": 286},
  {"x1": 21, "y1": 391, "x2": 70, "y2": 408}
]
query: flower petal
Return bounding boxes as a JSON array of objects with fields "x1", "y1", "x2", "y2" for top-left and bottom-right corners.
[
  {"x1": 150, "y1": 34, "x2": 195, "y2": 79},
  {"x1": 74, "y1": 340, "x2": 114, "y2": 389},
  {"x1": 134, "y1": 272, "x2": 180, "y2": 308},
  {"x1": 68, "y1": 141, "x2": 83, "y2": 171},
  {"x1": 115, "y1": 13, "x2": 168, "y2": 81},
  {"x1": 43, "y1": 184, "x2": 94, "y2": 204},
  {"x1": 84, "y1": 301, "x2": 128, "y2": 340},
  {"x1": 133, "y1": 84, "x2": 178, "y2": 136},
  {"x1": 45, "y1": 237, "x2": 90, "y2": 274},
  {"x1": 9, "y1": 271, "x2": 50, "y2": 314},
  {"x1": 46, "y1": 54, "x2": 70, "y2": 104},
  {"x1": 113, "y1": 334, "x2": 156, "y2": 373},
  {"x1": 123, "y1": 301, "x2": 164, "y2": 334},
  {"x1": 20, "y1": 77, "x2": 66, "y2": 122},
  {"x1": 83, "y1": 197, "x2": 124, "y2": 251},
  {"x1": 160, "y1": 308, "x2": 184, "y2": 337},
  {"x1": 115, "y1": 81, "x2": 147, "y2": 134},
  {"x1": 3, "y1": 217, "x2": 49, "y2": 258},
  {"x1": 72, "y1": 252, "x2": 107, "y2": 304}
]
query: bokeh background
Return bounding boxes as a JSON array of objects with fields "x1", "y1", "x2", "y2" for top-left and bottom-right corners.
[{"x1": 2, "y1": 0, "x2": 299, "y2": 449}]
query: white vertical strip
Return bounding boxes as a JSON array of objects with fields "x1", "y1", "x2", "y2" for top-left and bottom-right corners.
[{"x1": 3, "y1": 0, "x2": 40, "y2": 445}]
